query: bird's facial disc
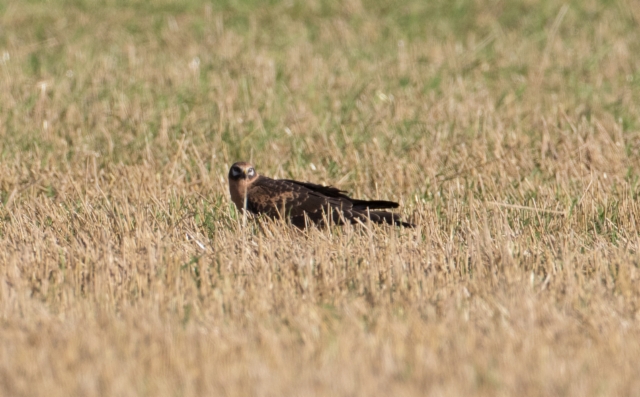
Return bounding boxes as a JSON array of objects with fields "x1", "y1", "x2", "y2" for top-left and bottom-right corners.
[{"x1": 229, "y1": 163, "x2": 257, "y2": 180}]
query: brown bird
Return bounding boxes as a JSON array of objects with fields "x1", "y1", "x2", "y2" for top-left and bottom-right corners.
[{"x1": 228, "y1": 161, "x2": 414, "y2": 228}]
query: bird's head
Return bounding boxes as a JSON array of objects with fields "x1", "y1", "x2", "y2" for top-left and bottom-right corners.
[{"x1": 228, "y1": 162, "x2": 257, "y2": 182}]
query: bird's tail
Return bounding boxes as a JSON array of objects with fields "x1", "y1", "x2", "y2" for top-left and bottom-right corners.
[
  {"x1": 351, "y1": 199, "x2": 399, "y2": 210},
  {"x1": 355, "y1": 210, "x2": 414, "y2": 228}
]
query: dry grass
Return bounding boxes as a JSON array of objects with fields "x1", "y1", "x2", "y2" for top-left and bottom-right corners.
[{"x1": 1, "y1": 0, "x2": 640, "y2": 395}]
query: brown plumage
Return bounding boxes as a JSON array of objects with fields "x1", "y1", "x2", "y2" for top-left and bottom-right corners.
[{"x1": 228, "y1": 162, "x2": 414, "y2": 228}]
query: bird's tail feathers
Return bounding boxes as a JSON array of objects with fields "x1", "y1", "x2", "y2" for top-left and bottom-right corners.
[
  {"x1": 354, "y1": 210, "x2": 414, "y2": 228},
  {"x1": 351, "y1": 199, "x2": 399, "y2": 210}
]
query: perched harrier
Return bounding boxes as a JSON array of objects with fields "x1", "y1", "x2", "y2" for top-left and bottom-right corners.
[{"x1": 228, "y1": 161, "x2": 414, "y2": 228}]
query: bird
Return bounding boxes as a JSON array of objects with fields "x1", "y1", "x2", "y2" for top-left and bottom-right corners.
[{"x1": 227, "y1": 161, "x2": 414, "y2": 228}]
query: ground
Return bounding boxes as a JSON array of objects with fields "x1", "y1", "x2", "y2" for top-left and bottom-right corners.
[{"x1": 0, "y1": 0, "x2": 639, "y2": 396}]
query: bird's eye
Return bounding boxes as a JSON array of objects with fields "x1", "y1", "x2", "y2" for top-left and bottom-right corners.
[
  {"x1": 247, "y1": 168, "x2": 255, "y2": 176},
  {"x1": 231, "y1": 167, "x2": 242, "y2": 177}
]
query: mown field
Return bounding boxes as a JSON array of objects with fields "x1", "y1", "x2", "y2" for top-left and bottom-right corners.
[{"x1": 1, "y1": 0, "x2": 639, "y2": 395}]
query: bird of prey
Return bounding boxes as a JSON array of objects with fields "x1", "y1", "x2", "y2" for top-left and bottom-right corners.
[{"x1": 228, "y1": 161, "x2": 414, "y2": 228}]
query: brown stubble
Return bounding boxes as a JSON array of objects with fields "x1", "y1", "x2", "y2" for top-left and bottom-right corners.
[{"x1": 1, "y1": 1, "x2": 640, "y2": 396}]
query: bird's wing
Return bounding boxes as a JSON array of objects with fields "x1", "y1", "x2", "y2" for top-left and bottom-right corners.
[
  {"x1": 283, "y1": 179, "x2": 399, "y2": 210},
  {"x1": 247, "y1": 177, "x2": 351, "y2": 220},
  {"x1": 247, "y1": 176, "x2": 410, "y2": 227},
  {"x1": 280, "y1": 180, "x2": 349, "y2": 198}
]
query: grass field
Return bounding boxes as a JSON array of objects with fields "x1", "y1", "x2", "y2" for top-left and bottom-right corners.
[{"x1": 1, "y1": 0, "x2": 640, "y2": 395}]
